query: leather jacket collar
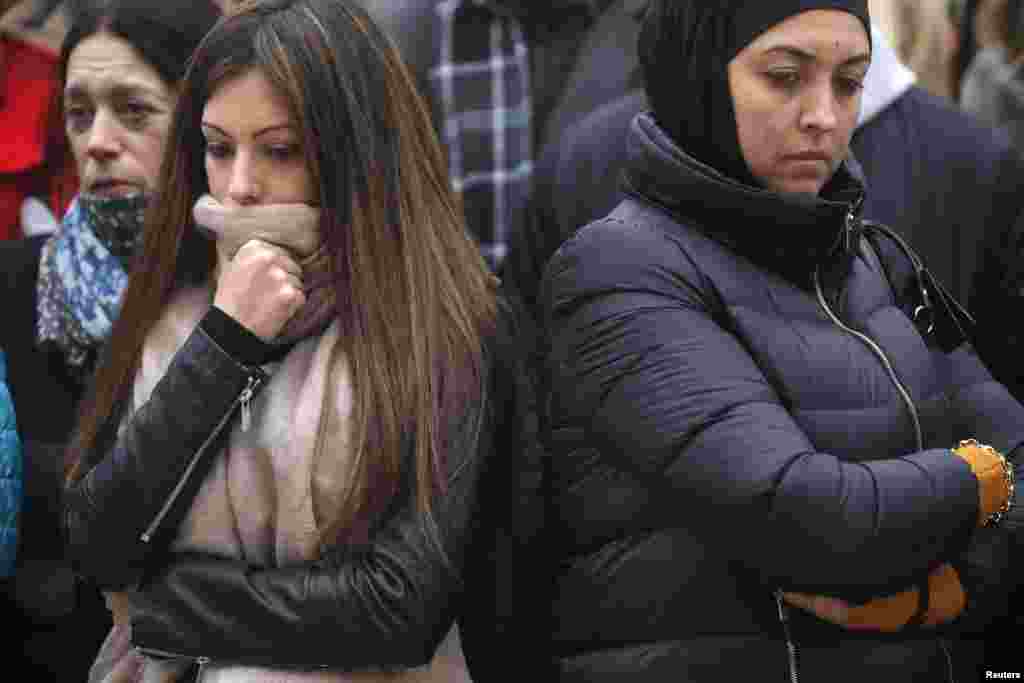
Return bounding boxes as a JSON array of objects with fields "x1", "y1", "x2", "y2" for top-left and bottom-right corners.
[{"x1": 622, "y1": 112, "x2": 866, "y2": 289}]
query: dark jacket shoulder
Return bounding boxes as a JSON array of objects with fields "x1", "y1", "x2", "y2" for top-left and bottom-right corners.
[
  {"x1": 853, "y1": 85, "x2": 1019, "y2": 304},
  {"x1": 0, "y1": 235, "x2": 81, "y2": 443}
]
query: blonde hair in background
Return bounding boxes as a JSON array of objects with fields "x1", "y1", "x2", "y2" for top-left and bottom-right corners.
[{"x1": 869, "y1": 0, "x2": 959, "y2": 98}]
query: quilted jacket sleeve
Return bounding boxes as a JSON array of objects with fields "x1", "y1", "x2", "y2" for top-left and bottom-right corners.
[
  {"x1": 541, "y1": 217, "x2": 990, "y2": 600},
  {"x1": 0, "y1": 351, "x2": 24, "y2": 579}
]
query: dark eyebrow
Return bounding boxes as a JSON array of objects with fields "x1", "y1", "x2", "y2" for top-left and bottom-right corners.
[
  {"x1": 200, "y1": 122, "x2": 296, "y2": 137},
  {"x1": 762, "y1": 46, "x2": 871, "y2": 69}
]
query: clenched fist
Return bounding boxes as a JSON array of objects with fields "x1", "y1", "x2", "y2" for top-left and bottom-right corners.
[{"x1": 212, "y1": 238, "x2": 306, "y2": 342}]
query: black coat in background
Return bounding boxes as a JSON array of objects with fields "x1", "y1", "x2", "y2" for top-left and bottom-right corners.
[
  {"x1": 0, "y1": 235, "x2": 112, "y2": 681},
  {"x1": 0, "y1": 235, "x2": 82, "y2": 444}
]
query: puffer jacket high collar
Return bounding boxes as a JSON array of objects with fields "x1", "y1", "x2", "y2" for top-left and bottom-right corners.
[{"x1": 622, "y1": 112, "x2": 866, "y2": 289}]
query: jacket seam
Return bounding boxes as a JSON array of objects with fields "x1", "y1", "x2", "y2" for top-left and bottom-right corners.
[{"x1": 195, "y1": 324, "x2": 262, "y2": 376}]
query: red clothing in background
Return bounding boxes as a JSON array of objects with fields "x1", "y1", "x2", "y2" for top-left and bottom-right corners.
[{"x1": 0, "y1": 34, "x2": 74, "y2": 240}]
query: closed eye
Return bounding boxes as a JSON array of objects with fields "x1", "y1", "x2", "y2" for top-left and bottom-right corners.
[
  {"x1": 64, "y1": 104, "x2": 94, "y2": 131},
  {"x1": 204, "y1": 141, "x2": 233, "y2": 160},
  {"x1": 835, "y1": 75, "x2": 865, "y2": 97},
  {"x1": 766, "y1": 69, "x2": 800, "y2": 90},
  {"x1": 265, "y1": 144, "x2": 300, "y2": 161},
  {"x1": 117, "y1": 100, "x2": 158, "y2": 126}
]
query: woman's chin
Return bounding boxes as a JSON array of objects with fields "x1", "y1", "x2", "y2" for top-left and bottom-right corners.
[{"x1": 770, "y1": 176, "x2": 828, "y2": 196}]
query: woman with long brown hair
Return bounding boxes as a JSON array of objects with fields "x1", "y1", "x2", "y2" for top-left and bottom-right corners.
[{"x1": 63, "y1": 0, "x2": 505, "y2": 680}]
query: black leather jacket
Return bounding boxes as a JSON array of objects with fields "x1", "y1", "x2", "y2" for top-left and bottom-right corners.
[{"x1": 64, "y1": 309, "x2": 510, "y2": 672}]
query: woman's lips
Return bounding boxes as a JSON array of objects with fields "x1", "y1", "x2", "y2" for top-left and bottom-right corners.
[
  {"x1": 89, "y1": 180, "x2": 141, "y2": 197},
  {"x1": 783, "y1": 152, "x2": 831, "y2": 163}
]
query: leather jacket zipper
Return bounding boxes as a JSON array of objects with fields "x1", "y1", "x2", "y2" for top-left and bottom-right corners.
[
  {"x1": 136, "y1": 646, "x2": 210, "y2": 671},
  {"x1": 140, "y1": 370, "x2": 267, "y2": 544},
  {"x1": 775, "y1": 591, "x2": 799, "y2": 683},
  {"x1": 939, "y1": 638, "x2": 957, "y2": 683},
  {"x1": 136, "y1": 647, "x2": 337, "y2": 675}
]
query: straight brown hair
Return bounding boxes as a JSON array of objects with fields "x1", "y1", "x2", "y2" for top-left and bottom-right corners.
[{"x1": 66, "y1": 0, "x2": 498, "y2": 552}]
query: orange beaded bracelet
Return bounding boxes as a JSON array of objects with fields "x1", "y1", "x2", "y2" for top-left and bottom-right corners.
[{"x1": 952, "y1": 439, "x2": 1015, "y2": 528}]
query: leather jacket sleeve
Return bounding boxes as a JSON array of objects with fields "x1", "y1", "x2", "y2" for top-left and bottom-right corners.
[
  {"x1": 64, "y1": 323, "x2": 265, "y2": 590},
  {"x1": 128, "y1": 371, "x2": 492, "y2": 670}
]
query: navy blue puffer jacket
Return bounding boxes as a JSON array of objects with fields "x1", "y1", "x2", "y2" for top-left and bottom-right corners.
[{"x1": 540, "y1": 113, "x2": 1024, "y2": 682}]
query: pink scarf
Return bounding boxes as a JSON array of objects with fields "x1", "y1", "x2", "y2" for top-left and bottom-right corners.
[
  {"x1": 90, "y1": 201, "x2": 468, "y2": 682},
  {"x1": 193, "y1": 194, "x2": 335, "y2": 346}
]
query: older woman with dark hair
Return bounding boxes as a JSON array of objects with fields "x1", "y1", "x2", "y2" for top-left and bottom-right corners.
[
  {"x1": 0, "y1": 0, "x2": 221, "y2": 444},
  {"x1": 539, "y1": 1, "x2": 1024, "y2": 681},
  {"x1": 0, "y1": 1, "x2": 220, "y2": 679}
]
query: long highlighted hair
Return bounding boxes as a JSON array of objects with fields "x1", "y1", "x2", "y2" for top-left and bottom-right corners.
[{"x1": 67, "y1": 0, "x2": 498, "y2": 551}]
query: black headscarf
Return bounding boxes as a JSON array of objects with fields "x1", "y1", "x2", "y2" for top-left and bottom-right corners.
[{"x1": 639, "y1": 0, "x2": 871, "y2": 188}]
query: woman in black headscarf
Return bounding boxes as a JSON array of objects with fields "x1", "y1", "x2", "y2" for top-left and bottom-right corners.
[{"x1": 540, "y1": 1, "x2": 1024, "y2": 680}]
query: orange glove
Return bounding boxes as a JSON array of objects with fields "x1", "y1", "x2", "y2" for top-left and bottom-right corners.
[{"x1": 782, "y1": 562, "x2": 965, "y2": 632}]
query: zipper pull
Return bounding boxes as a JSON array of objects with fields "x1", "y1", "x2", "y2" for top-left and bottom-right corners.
[
  {"x1": 843, "y1": 195, "x2": 864, "y2": 253},
  {"x1": 843, "y1": 208, "x2": 856, "y2": 253},
  {"x1": 775, "y1": 590, "x2": 789, "y2": 622},
  {"x1": 196, "y1": 656, "x2": 210, "y2": 679},
  {"x1": 239, "y1": 375, "x2": 258, "y2": 432}
]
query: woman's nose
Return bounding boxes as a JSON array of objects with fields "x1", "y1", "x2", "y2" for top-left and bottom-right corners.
[
  {"x1": 226, "y1": 153, "x2": 261, "y2": 206},
  {"x1": 85, "y1": 109, "x2": 121, "y2": 162},
  {"x1": 800, "y1": 85, "x2": 839, "y2": 133}
]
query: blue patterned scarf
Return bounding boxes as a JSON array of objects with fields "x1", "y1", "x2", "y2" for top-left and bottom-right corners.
[{"x1": 35, "y1": 193, "x2": 148, "y2": 379}]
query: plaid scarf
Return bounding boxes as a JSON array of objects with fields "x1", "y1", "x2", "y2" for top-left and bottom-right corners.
[
  {"x1": 430, "y1": 0, "x2": 533, "y2": 270},
  {"x1": 430, "y1": 0, "x2": 598, "y2": 270}
]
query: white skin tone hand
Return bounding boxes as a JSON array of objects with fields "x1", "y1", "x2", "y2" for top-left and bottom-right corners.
[{"x1": 212, "y1": 239, "x2": 305, "y2": 342}]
